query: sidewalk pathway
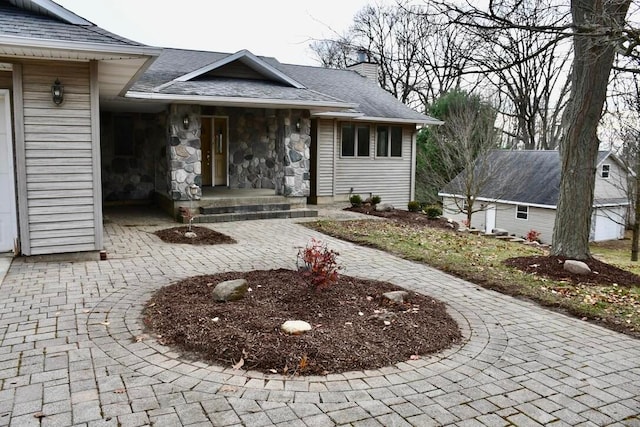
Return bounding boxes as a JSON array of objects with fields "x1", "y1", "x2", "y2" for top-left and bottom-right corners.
[{"x1": 0, "y1": 208, "x2": 638, "y2": 426}]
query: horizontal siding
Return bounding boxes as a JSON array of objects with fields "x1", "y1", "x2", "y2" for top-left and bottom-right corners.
[
  {"x1": 316, "y1": 119, "x2": 334, "y2": 196},
  {"x1": 21, "y1": 61, "x2": 96, "y2": 254},
  {"x1": 334, "y1": 124, "x2": 413, "y2": 207},
  {"x1": 495, "y1": 204, "x2": 555, "y2": 244},
  {"x1": 595, "y1": 161, "x2": 628, "y2": 201}
]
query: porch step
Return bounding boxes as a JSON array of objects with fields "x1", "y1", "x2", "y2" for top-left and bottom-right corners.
[
  {"x1": 200, "y1": 203, "x2": 291, "y2": 215},
  {"x1": 191, "y1": 208, "x2": 318, "y2": 223}
]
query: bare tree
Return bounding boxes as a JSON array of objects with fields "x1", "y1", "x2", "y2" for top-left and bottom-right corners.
[
  {"x1": 423, "y1": 91, "x2": 500, "y2": 225},
  {"x1": 456, "y1": 0, "x2": 573, "y2": 150},
  {"x1": 431, "y1": 0, "x2": 635, "y2": 260},
  {"x1": 310, "y1": 3, "x2": 477, "y2": 110}
]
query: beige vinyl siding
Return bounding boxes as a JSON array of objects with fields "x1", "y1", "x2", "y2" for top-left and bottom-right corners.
[
  {"x1": 316, "y1": 119, "x2": 335, "y2": 196},
  {"x1": 20, "y1": 61, "x2": 97, "y2": 255},
  {"x1": 334, "y1": 123, "x2": 414, "y2": 207}
]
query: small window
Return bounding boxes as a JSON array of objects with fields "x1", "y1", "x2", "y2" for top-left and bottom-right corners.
[
  {"x1": 341, "y1": 123, "x2": 370, "y2": 157},
  {"x1": 376, "y1": 126, "x2": 402, "y2": 157},
  {"x1": 601, "y1": 164, "x2": 610, "y2": 178},
  {"x1": 516, "y1": 205, "x2": 529, "y2": 220}
]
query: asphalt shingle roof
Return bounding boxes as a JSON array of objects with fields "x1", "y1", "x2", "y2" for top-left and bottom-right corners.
[
  {"x1": 130, "y1": 48, "x2": 434, "y2": 122},
  {"x1": 440, "y1": 150, "x2": 615, "y2": 206},
  {"x1": 0, "y1": 2, "x2": 144, "y2": 47}
]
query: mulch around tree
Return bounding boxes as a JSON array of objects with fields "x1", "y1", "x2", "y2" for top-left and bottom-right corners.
[
  {"x1": 345, "y1": 205, "x2": 457, "y2": 231},
  {"x1": 143, "y1": 269, "x2": 461, "y2": 376},
  {"x1": 504, "y1": 255, "x2": 640, "y2": 287},
  {"x1": 154, "y1": 226, "x2": 236, "y2": 245}
]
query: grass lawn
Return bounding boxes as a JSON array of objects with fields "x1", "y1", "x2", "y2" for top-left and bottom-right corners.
[{"x1": 307, "y1": 219, "x2": 640, "y2": 337}]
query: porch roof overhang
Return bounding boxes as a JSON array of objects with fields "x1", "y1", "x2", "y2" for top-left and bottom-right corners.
[
  {"x1": 125, "y1": 91, "x2": 357, "y2": 112},
  {"x1": 312, "y1": 111, "x2": 443, "y2": 126},
  {"x1": 0, "y1": 34, "x2": 161, "y2": 97}
]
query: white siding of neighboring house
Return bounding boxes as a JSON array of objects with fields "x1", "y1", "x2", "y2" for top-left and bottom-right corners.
[
  {"x1": 332, "y1": 123, "x2": 415, "y2": 208},
  {"x1": 14, "y1": 61, "x2": 102, "y2": 255},
  {"x1": 493, "y1": 204, "x2": 555, "y2": 243},
  {"x1": 595, "y1": 159, "x2": 628, "y2": 201},
  {"x1": 442, "y1": 197, "x2": 556, "y2": 243}
]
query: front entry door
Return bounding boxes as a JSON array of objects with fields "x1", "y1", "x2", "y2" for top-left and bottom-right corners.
[
  {"x1": 0, "y1": 90, "x2": 17, "y2": 252},
  {"x1": 200, "y1": 118, "x2": 212, "y2": 186},
  {"x1": 213, "y1": 117, "x2": 228, "y2": 186}
]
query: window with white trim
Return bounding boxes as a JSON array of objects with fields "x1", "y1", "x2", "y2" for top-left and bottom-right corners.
[
  {"x1": 601, "y1": 164, "x2": 610, "y2": 178},
  {"x1": 376, "y1": 126, "x2": 403, "y2": 157},
  {"x1": 341, "y1": 123, "x2": 370, "y2": 157},
  {"x1": 516, "y1": 205, "x2": 529, "y2": 220}
]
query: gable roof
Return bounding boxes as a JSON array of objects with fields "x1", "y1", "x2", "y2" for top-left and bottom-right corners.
[
  {"x1": 127, "y1": 48, "x2": 439, "y2": 123},
  {"x1": 439, "y1": 150, "x2": 626, "y2": 208}
]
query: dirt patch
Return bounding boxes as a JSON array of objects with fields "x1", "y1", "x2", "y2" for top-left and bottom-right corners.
[
  {"x1": 143, "y1": 269, "x2": 461, "y2": 376},
  {"x1": 504, "y1": 255, "x2": 640, "y2": 287},
  {"x1": 154, "y1": 226, "x2": 236, "y2": 245},
  {"x1": 345, "y1": 206, "x2": 457, "y2": 231}
]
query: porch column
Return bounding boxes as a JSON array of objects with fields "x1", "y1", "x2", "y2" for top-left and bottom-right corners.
[
  {"x1": 168, "y1": 104, "x2": 202, "y2": 200},
  {"x1": 282, "y1": 109, "x2": 311, "y2": 197}
]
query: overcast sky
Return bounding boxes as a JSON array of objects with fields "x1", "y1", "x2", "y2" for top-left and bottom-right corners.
[{"x1": 53, "y1": 0, "x2": 386, "y2": 65}]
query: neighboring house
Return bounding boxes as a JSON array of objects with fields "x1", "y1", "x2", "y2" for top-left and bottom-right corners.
[
  {"x1": 0, "y1": 1, "x2": 438, "y2": 256},
  {"x1": 438, "y1": 150, "x2": 629, "y2": 243}
]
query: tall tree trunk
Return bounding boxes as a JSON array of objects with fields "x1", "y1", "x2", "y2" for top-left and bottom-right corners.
[
  {"x1": 632, "y1": 152, "x2": 640, "y2": 261},
  {"x1": 551, "y1": 0, "x2": 631, "y2": 259}
]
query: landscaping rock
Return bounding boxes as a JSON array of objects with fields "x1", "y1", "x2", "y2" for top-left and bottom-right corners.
[
  {"x1": 212, "y1": 279, "x2": 248, "y2": 302},
  {"x1": 281, "y1": 320, "x2": 312, "y2": 335},
  {"x1": 184, "y1": 231, "x2": 197, "y2": 239},
  {"x1": 564, "y1": 260, "x2": 591, "y2": 275},
  {"x1": 383, "y1": 290, "x2": 409, "y2": 303},
  {"x1": 379, "y1": 203, "x2": 394, "y2": 212},
  {"x1": 492, "y1": 228, "x2": 509, "y2": 236}
]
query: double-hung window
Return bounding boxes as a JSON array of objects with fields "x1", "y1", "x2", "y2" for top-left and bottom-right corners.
[
  {"x1": 376, "y1": 126, "x2": 402, "y2": 157},
  {"x1": 341, "y1": 123, "x2": 370, "y2": 157},
  {"x1": 516, "y1": 205, "x2": 529, "y2": 220}
]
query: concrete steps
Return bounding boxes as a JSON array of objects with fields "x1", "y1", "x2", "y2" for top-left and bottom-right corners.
[{"x1": 192, "y1": 208, "x2": 318, "y2": 223}]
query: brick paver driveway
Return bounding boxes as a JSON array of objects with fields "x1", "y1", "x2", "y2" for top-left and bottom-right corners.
[{"x1": 0, "y1": 207, "x2": 638, "y2": 426}]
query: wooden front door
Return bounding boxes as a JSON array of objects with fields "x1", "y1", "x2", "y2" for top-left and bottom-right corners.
[
  {"x1": 201, "y1": 118, "x2": 212, "y2": 186},
  {"x1": 213, "y1": 117, "x2": 228, "y2": 186}
]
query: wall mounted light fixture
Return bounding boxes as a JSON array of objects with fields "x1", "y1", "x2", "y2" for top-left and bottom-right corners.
[
  {"x1": 296, "y1": 119, "x2": 301, "y2": 131},
  {"x1": 51, "y1": 79, "x2": 64, "y2": 105},
  {"x1": 182, "y1": 114, "x2": 190, "y2": 130}
]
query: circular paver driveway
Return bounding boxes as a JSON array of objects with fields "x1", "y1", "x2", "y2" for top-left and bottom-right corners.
[{"x1": 1, "y1": 210, "x2": 639, "y2": 426}]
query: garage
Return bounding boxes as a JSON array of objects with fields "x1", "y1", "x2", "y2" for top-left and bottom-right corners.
[
  {"x1": 0, "y1": 89, "x2": 17, "y2": 252},
  {"x1": 592, "y1": 207, "x2": 626, "y2": 242}
]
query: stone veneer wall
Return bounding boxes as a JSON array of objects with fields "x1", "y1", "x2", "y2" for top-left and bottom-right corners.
[
  {"x1": 165, "y1": 105, "x2": 311, "y2": 200},
  {"x1": 100, "y1": 112, "x2": 166, "y2": 201},
  {"x1": 167, "y1": 105, "x2": 201, "y2": 201}
]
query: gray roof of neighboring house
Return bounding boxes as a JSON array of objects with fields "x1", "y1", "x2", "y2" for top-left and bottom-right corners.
[
  {"x1": 0, "y1": 1, "x2": 145, "y2": 47},
  {"x1": 439, "y1": 150, "x2": 618, "y2": 207},
  {"x1": 129, "y1": 48, "x2": 435, "y2": 122}
]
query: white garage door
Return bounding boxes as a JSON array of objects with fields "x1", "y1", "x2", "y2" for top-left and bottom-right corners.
[
  {"x1": 0, "y1": 90, "x2": 17, "y2": 252},
  {"x1": 593, "y1": 207, "x2": 624, "y2": 242}
]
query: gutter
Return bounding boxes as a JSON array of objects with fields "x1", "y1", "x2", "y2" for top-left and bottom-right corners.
[{"x1": 125, "y1": 91, "x2": 357, "y2": 110}]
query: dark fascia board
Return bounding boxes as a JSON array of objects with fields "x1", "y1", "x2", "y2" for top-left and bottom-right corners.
[{"x1": 173, "y1": 49, "x2": 306, "y2": 89}]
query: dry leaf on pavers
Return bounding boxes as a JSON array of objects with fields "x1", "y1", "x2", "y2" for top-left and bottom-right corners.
[
  {"x1": 409, "y1": 355, "x2": 420, "y2": 360},
  {"x1": 33, "y1": 413, "x2": 45, "y2": 419},
  {"x1": 219, "y1": 385, "x2": 237, "y2": 393},
  {"x1": 114, "y1": 388, "x2": 126, "y2": 394},
  {"x1": 232, "y1": 358, "x2": 244, "y2": 370}
]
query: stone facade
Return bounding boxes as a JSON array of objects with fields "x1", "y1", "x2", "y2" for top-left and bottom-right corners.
[
  {"x1": 100, "y1": 112, "x2": 165, "y2": 201},
  {"x1": 228, "y1": 108, "x2": 279, "y2": 190},
  {"x1": 168, "y1": 105, "x2": 202, "y2": 201},
  {"x1": 101, "y1": 105, "x2": 311, "y2": 205}
]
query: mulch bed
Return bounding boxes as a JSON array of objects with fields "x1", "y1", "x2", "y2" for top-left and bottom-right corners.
[
  {"x1": 504, "y1": 255, "x2": 640, "y2": 287},
  {"x1": 154, "y1": 226, "x2": 236, "y2": 245},
  {"x1": 143, "y1": 269, "x2": 461, "y2": 375},
  {"x1": 345, "y1": 205, "x2": 457, "y2": 231}
]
